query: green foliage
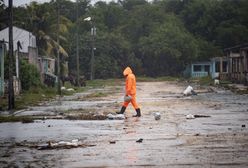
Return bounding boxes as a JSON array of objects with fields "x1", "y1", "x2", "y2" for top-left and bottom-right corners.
[
  {"x1": 20, "y1": 60, "x2": 41, "y2": 90},
  {"x1": 0, "y1": 116, "x2": 34, "y2": 123},
  {"x1": 197, "y1": 76, "x2": 213, "y2": 86},
  {"x1": 9, "y1": 0, "x2": 248, "y2": 79},
  {"x1": 139, "y1": 14, "x2": 198, "y2": 76}
]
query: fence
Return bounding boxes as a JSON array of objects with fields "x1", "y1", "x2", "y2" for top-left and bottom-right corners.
[{"x1": 192, "y1": 72, "x2": 208, "y2": 78}]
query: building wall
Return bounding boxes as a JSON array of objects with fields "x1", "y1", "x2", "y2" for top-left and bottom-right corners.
[
  {"x1": 0, "y1": 26, "x2": 36, "y2": 53},
  {"x1": 191, "y1": 63, "x2": 212, "y2": 78},
  {"x1": 0, "y1": 44, "x2": 4, "y2": 96}
]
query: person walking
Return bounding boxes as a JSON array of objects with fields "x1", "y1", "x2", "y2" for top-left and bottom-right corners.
[{"x1": 117, "y1": 66, "x2": 141, "y2": 117}]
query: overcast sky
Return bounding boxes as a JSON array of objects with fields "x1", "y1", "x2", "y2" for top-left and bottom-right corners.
[{"x1": 3, "y1": 0, "x2": 117, "y2": 7}]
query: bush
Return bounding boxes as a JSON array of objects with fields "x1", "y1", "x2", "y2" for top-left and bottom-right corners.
[{"x1": 20, "y1": 60, "x2": 41, "y2": 90}]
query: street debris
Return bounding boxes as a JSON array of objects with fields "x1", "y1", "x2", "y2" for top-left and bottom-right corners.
[
  {"x1": 183, "y1": 85, "x2": 197, "y2": 96},
  {"x1": 214, "y1": 79, "x2": 220, "y2": 85},
  {"x1": 186, "y1": 114, "x2": 211, "y2": 119},
  {"x1": 242, "y1": 124, "x2": 246, "y2": 128},
  {"x1": 107, "y1": 114, "x2": 125, "y2": 120},
  {"x1": 153, "y1": 112, "x2": 161, "y2": 120},
  {"x1": 186, "y1": 114, "x2": 195, "y2": 119},
  {"x1": 61, "y1": 86, "x2": 74, "y2": 92},
  {"x1": 67, "y1": 88, "x2": 75, "y2": 92},
  {"x1": 109, "y1": 140, "x2": 116, "y2": 144},
  {"x1": 36, "y1": 139, "x2": 95, "y2": 150},
  {"x1": 66, "y1": 114, "x2": 107, "y2": 120},
  {"x1": 136, "y1": 138, "x2": 143, "y2": 143},
  {"x1": 194, "y1": 114, "x2": 211, "y2": 118}
]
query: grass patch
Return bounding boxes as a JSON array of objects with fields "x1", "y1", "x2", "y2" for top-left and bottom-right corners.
[
  {"x1": 0, "y1": 116, "x2": 34, "y2": 123},
  {"x1": 0, "y1": 79, "x2": 120, "y2": 111},
  {"x1": 84, "y1": 92, "x2": 107, "y2": 98},
  {"x1": 66, "y1": 114, "x2": 107, "y2": 120},
  {"x1": 15, "y1": 87, "x2": 57, "y2": 110},
  {"x1": 137, "y1": 76, "x2": 180, "y2": 82},
  {"x1": 193, "y1": 76, "x2": 213, "y2": 86},
  {"x1": 86, "y1": 79, "x2": 122, "y2": 88},
  {"x1": 0, "y1": 86, "x2": 57, "y2": 111}
]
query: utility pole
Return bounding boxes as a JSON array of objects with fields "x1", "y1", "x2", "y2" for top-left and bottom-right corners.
[
  {"x1": 90, "y1": 25, "x2": 96, "y2": 80},
  {"x1": 56, "y1": 0, "x2": 61, "y2": 95},
  {"x1": 8, "y1": 0, "x2": 14, "y2": 110},
  {"x1": 76, "y1": 0, "x2": 80, "y2": 86}
]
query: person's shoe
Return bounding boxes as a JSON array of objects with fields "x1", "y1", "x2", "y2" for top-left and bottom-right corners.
[
  {"x1": 116, "y1": 106, "x2": 126, "y2": 114},
  {"x1": 133, "y1": 108, "x2": 141, "y2": 117}
]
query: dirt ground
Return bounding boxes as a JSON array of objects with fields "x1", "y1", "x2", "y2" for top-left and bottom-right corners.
[{"x1": 0, "y1": 81, "x2": 248, "y2": 168}]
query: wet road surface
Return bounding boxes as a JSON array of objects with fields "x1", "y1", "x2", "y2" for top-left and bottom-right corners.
[{"x1": 0, "y1": 81, "x2": 248, "y2": 167}]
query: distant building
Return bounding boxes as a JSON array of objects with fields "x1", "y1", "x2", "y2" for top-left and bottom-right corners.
[
  {"x1": 0, "y1": 42, "x2": 5, "y2": 96},
  {"x1": 184, "y1": 58, "x2": 228, "y2": 79},
  {"x1": 223, "y1": 43, "x2": 248, "y2": 84},
  {"x1": 0, "y1": 26, "x2": 36, "y2": 53},
  {"x1": 0, "y1": 26, "x2": 60, "y2": 88},
  {"x1": 0, "y1": 26, "x2": 39, "y2": 94}
]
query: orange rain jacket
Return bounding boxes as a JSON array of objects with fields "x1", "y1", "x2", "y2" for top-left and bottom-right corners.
[{"x1": 123, "y1": 67, "x2": 136, "y2": 96}]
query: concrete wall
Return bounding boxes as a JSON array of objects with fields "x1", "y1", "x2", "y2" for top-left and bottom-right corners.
[{"x1": 0, "y1": 26, "x2": 36, "y2": 53}]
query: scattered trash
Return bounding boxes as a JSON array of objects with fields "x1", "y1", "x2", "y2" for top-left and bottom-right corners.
[
  {"x1": 37, "y1": 139, "x2": 95, "y2": 150},
  {"x1": 61, "y1": 86, "x2": 66, "y2": 90},
  {"x1": 72, "y1": 139, "x2": 79, "y2": 143},
  {"x1": 186, "y1": 114, "x2": 211, "y2": 119},
  {"x1": 109, "y1": 140, "x2": 116, "y2": 144},
  {"x1": 194, "y1": 114, "x2": 211, "y2": 118},
  {"x1": 183, "y1": 85, "x2": 197, "y2": 96},
  {"x1": 107, "y1": 114, "x2": 125, "y2": 120},
  {"x1": 186, "y1": 114, "x2": 195, "y2": 119},
  {"x1": 242, "y1": 124, "x2": 246, "y2": 128},
  {"x1": 136, "y1": 138, "x2": 143, "y2": 143},
  {"x1": 67, "y1": 88, "x2": 75, "y2": 91},
  {"x1": 214, "y1": 79, "x2": 220, "y2": 85},
  {"x1": 194, "y1": 133, "x2": 200, "y2": 136},
  {"x1": 153, "y1": 112, "x2": 161, "y2": 120}
]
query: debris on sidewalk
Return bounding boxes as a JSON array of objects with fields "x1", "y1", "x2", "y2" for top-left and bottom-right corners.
[
  {"x1": 183, "y1": 85, "x2": 197, "y2": 96},
  {"x1": 186, "y1": 114, "x2": 195, "y2": 119},
  {"x1": 109, "y1": 140, "x2": 116, "y2": 144},
  {"x1": 67, "y1": 88, "x2": 75, "y2": 92},
  {"x1": 153, "y1": 112, "x2": 161, "y2": 120},
  {"x1": 214, "y1": 79, "x2": 220, "y2": 85},
  {"x1": 136, "y1": 138, "x2": 143, "y2": 143},
  {"x1": 66, "y1": 114, "x2": 107, "y2": 120},
  {"x1": 36, "y1": 139, "x2": 95, "y2": 150},
  {"x1": 194, "y1": 114, "x2": 211, "y2": 118},
  {"x1": 186, "y1": 114, "x2": 211, "y2": 119},
  {"x1": 107, "y1": 114, "x2": 125, "y2": 120}
]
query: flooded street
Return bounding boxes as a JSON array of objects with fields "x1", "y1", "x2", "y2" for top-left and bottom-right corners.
[{"x1": 1, "y1": 81, "x2": 248, "y2": 167}]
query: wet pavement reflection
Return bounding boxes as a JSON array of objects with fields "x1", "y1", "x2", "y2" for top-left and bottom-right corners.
[{"x1": 0, "y1": 81, "x2": 248, "y2": 167}]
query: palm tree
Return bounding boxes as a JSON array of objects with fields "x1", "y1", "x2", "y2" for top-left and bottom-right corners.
[{"x1": 27, "y1": 1, "x2": 72, "y2": 76}]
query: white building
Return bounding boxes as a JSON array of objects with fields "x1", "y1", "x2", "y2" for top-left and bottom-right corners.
[{"x1": 0, "y1": 26, "x2": 36, "y2": 53}]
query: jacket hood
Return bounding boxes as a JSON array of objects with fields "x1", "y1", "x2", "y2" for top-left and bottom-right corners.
[{"x1": 123, "y1": 67, "x2": 132, "y2": 76}]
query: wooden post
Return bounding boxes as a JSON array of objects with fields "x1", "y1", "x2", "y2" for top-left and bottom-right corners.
[
  {"x1": 76, "y1": 0, "x2": 80, "y2": 86},
  {"x1": 8, "y1": 0, "x2": 15, "y2": 110},
  {"x1": 56, "y1": 0, "x2": 61, "y2": 95}
]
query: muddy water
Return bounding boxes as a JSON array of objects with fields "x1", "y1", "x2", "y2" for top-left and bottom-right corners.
[{"x1": 0, "y1": 81, "x2": 248, "y2": 168}]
